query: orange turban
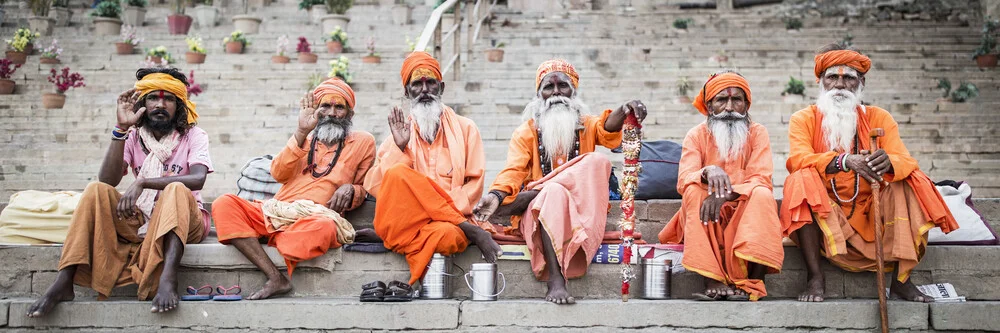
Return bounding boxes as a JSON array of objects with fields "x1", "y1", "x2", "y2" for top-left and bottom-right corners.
[
  {"x1": 813, "y1": 50, "x2": 871, "y2": 81},
  {"x1": 312, "y1": 77, "x2": 356, "y2": 109},
  {"x1": 400, "y1": 51, "x2": 442, "y2": 88},
  {"x1": 535, "y1": 59, "x2": 579, "y2": 91},
  {"x1": 134, "y1": 73, "x2": 198, "y2": 124},
  {"x1": 692, "y1": 72, "x2": 752, "y2": 116}
]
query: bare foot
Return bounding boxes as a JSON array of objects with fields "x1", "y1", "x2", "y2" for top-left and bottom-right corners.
[
  {"x1": 248, "y1": 276, "x2": 293, "y2": 300},
  {"x1": 704, "y1": 279, "x2": 734, "y2": 298},
  {"x1": 890, "y1": 279, "x2": 932, "y2": 303},
  {"x1": 545, "y1": 278, "x2": 575, "y2": 305},
  {"x1": 26, "y1": 284, "x2": 75, "y2": 318},
  {"x1": 459, "y1": 222, "x2": 502, "y2": 263},
  {"x1": 798, "y1": 275, "x2": 825, "y2": 302},
  {"x1": 354, "y1": 228, "x2": 383, "y2": 243},
  {"x1": 150, "y1": 281, "x2": 179, "y2": 313}
]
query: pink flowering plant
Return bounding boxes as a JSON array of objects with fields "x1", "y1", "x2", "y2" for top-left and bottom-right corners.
[
  {"x1": 1, "y1": 59, "x2": 21, "y2": 79},
  {"x1": 47, "y1": 67, "x2": 85, "y2": 93},
  {"x1": 276, "y1": 35, "x2": 290, "y2": 56},
  {"x1": 187, "y1": 70, "x2": 203, "y2": 96},
  {"x1": 296, "y1": 37, "x2": 311, "y2": 53},
  {"x1": 120, "y1": 25, "x2": 143, "y2": 46},
  {"x1": 41, "y1": 39, "x2": 63, "y2": 60}
]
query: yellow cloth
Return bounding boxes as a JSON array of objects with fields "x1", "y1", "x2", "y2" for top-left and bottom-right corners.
[
  {"x1": 260, "y1": 198, "x2": 356, "y2": 245},
  {"x1": 0, "y1": 190, "x2": 82, "y2": 244},
  {"x1": 134, "y1": 73, "x2": 198, "y2": 124}
]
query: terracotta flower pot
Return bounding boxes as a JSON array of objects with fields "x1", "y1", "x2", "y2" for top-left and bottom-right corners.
[
  {"x1": 485, "y1": 48, "x2": 504, "y2": 62},
  {"x1": 186, "y1": 51, "x2": 206, "y2": 64},
  {"x1": 272, "y1": 55, "x2": 290, "y2": 63},
  {"x1": 326, "y1": 41, "x2": 343, "y2": 54},
  {"x1": 362, "y1": 55, "x2": 381, "y2": 64},
  {"x1": 297, "y1": 52, "x2": 318, "y2": 63},
  {"x1": 42, "y1": 92, "x2": 66, "y2": 109},
  {"x1": 225, "y1": 42, "x2": 244, "y2": 54},
  {"x1": 147, "y1": 56, "x2": 163, "y2": 64},
  {"x1": 167, "y1": 14, "x2": 193, "y2": 35},
  {"x1": 24, "y1": 44, "x2": 35, "y2": 55},
  {"x1": 115, "y1": 42, "x2": 135, "y2": 55},
  {"x1": 975, "y1": 54, "x2": 998, "y2": 68},
  {"x1": 0, "y1": 79, "x2": 15, "y2": 95},
  {"x1": 40, "y1": 57, "x2": 60, "y2": 64},
  {"x1": 5, "y1": 51, "x2": 27, "y2": 65}
]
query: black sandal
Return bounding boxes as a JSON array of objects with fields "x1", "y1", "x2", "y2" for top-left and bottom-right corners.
[
  {"x1": 360, "y1": 281, "x2": 386, "y2": 302},
  {"x1": 383, "y1": 280, "x2": 413, "y2": 302}
]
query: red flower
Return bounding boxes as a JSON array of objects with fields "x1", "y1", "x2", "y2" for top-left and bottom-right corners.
[
  {"x1": 187, "y1": 70, "x2": 203, "y2": 96},
  {"x1": 297, "y1": 37, "x2": 311, "y2": 54},
  {"x1": 0, "y1": 59, "x2": 21, "y2": 80},
  {"x1": 47, "y1": 67, "x2": 85, "y2": 93}
]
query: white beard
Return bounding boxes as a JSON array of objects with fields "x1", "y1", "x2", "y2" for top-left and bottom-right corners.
[
  {"x1": 706, "y1": 111, "x2": 750, "y2": 161},
  {"x1": 313, "y1": 116, "x2": 350, "y2": 146},
  {"x1": 410, "y1": 95, "x2": 443, "y2": 144},
  {"x1": 816, "y1": 78, "x2": 864, "y2": 152},
  {"x1": 524, "y1": 95, "x2": 586, "y2": 157}
]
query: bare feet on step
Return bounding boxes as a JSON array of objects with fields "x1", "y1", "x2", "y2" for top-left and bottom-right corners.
[
  {"x1": 890, "y1": 279, "x2": 932, "y2": 303},
  {"x1": 151, "y1": 279, "x2": 180, "y2": 313},
  {"x1": 798, "y1": 276, "x2": 825, "y2": 302},
  {"x1": 545, "y1": 278, "x2": 575, "y2": 305},
  {"x1": 248, "y1": 276, "x2": 293, "y2": 300},
  {"x1": 26, "y1": 284, "x2": 74, "y2": 318}
]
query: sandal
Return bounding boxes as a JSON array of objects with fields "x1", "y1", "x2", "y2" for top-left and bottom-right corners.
[
  {"x1": 692, "y1": 292, "x2": 723, "y2": 301},
  {"x1": 213, "y1": 285, "x2": 243, "y2": 301},
  {"x1": 382, "y1": 280, "x2": 413, "y2": 302},
  {"x1": 360, "y1": 281, "x2": 386, "y2": 302},
  {"x1": 181, "y1": 285, "x2": 214, "y2": 301}
]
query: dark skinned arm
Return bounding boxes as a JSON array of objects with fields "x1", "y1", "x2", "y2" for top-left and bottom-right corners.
[
  {"x1": 134, "y1": 164, "x2": 210, "y2": 191},
  {"x1": 98, "y1": 139, "x2": 128, "y2": 186}
]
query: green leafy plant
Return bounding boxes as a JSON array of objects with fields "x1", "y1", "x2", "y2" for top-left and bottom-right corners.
[
  {"x1": 838, "y1": 33, "x2": 854, "y2": 49},
  {"x1": 673, "y1": 18, "x2": 693, "y2": 29},
  {"x1": 950, "y1": 82, "x2": 978, "y2": 103},
  {"x1": 782, "y1": 76, "x2": 805, "y2": 96},
  {"x1": 298, "y1": 0, "x2": 322, "y2": 10},
  {"x1": 145, "y1": 45, "x2": 173, "y2": 62},
  {"x1": 306, "y1": 72, "x2": 324, "y2": 90},
  {"x1": 434, "y1": 0, "x2": 454, "y2": 14},
  {"x1": 325, "y1": 0, "x2": 352, "y2": 14},
  {"x1": 5, "y1": 28, "x2": 41, "y2": 53},
  {"x1": 676, "y1": 76, "x2": 692, "y2": 97},
  {"x1": 223, "y1": 30, "x2": 251, "y2": 47},
  {"x1": 327, "y1": 55, "x2": 351, "y2": 82},
  {"x1": 322, "y1": 26, "x2": 348, "y2": 47},
  {"x1": 937, "y1": 78, "x2": 952, "y2": 98},
  {"x1": 173, "y1": 0, "x2": 187, "y2": 14},
  {"x1": 784, "y1": 17, "x2": 803, "y2": 30},
  {"x1": 52, "y1": 0, "x2": 69, "y2": 8},
  {"x1": 125, "y1": 0, "x2": 147, "y2": 7},
  {"x1": 29, "y1": 0, "x2": 52, "y2": 16},
  {"x1": 490, "y1": 39, "x2": 505, "y2": 48},
  {"x1": 974, "y1": 17, "x2": 999, "y2": 59},
  {"x1": 90, "y1": 0, "x2": 122, "y2": 18},
  {"x1": 186, "y1": 35, "x2": 206, "y2": 54}
]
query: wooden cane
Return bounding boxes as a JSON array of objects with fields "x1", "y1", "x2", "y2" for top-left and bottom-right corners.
[{"x1": 868, "y1": 128, "x2": 889, "y2": 333}]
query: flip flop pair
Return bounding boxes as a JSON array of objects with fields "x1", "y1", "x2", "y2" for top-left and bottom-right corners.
[
  {"x1": 181, "y1": 285, "x2": 243, "y2": 301},
  {"x1": 359, "y1": 280, "x2": 413, "y2": 302}
]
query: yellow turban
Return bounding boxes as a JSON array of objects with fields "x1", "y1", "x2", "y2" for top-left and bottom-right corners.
[{"x1": 134, "y1": 73, "x2": 198, "y2": 124}]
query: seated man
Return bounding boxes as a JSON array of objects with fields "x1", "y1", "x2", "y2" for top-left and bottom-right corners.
[
  {"x1": 28, "y1": 67, "x2": 212, "y2": 316},
  {"x1": 657, "y1": 71, "x2": 783, "y2": 302},
  {"x1": 472, "y1": 59, "x2": 647, "y2": 304},
  {"x1": 782, "y1": 44, "x2": 958, "y2": 302},
  {"x1": 361, "y1": 52, "x2": 501, "y2": 291},
  {"x1": 212, "y1": 78, "x2": 375, "y2": 299}
]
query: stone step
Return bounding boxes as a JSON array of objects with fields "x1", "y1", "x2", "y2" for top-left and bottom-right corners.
[{"x1": 1, "y1": 298, "x2": 997, "y2": 331}]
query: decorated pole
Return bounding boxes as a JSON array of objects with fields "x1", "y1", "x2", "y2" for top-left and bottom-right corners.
[{"x1": 619, "y1": 111, "x2": 642, "y2": 302}]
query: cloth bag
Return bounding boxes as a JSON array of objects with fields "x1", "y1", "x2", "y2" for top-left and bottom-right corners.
[
  {"x1": 236, "y1": 155, "x2": 281, "y2": 202},
  {"x1": 635, "y1": 140, "x2": 682, "y2": 200},
  {"x1": 928, "y1": 181, "x2": 998, "y2": 245},
  {"x1": 0, "y1": 190, "x2": 82, "y2": 244}
]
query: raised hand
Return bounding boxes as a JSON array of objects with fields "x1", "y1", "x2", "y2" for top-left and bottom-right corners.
[
  {"x1": 116, "y1": 88, "x2": 146, "y2": 129},
  {"x1": 388, "y1": 106, "x2": 410, "y2": 151},
  {"x1": 297, "y1": 91, "x2": 320, "y2": 135},
  {"x1": 623, "y1": 99, "x2": 648, "y2": 123},
  {"x1": 703, "y1": 165, "x2": 732, "y2": 199}
]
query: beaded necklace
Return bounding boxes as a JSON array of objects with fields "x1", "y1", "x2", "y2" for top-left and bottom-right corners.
[
  {"x1": 830, "y1": 134, "x2": 860, "y2": 219},
  {"x1": 537, "y1": 127, "x2": 581, "y2": 176},
  {"x1": 302, "y1": 136, "x2": 344, "y2": 179}
]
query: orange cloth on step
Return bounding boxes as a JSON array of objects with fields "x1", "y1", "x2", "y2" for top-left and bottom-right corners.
[
  {"x1": 813, "y1": 50, "x2": 871, "y2": 80},
  {"x1": 657, "y1": 122, "x2": 783, "y2": 301},
  {"x1": 692, "y1": 72, "x2": 752, "y2": 116},
  {"x1": 400, "y1": 51, "x2": 442, "y2": 88},
  {"x1": 312, "y1": 77, "x2": 356, "y2": 109},
  {"x1": 535, "y1": 59, "x2": 580, "y2": 91}
]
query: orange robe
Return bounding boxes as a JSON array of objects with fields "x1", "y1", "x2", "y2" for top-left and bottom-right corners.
[
  {"x1": 781, "y1": 105, "x2": 958, "y2": 282},
  {"x1": 363, "y1": 106, "x2": 485, "y2": 285},
  {"x1": 658, "y1": 123, "x2": 783, "y2": 300},
  {"x1": 213, "y1": 131, "x2": 376, "y2": 273}
]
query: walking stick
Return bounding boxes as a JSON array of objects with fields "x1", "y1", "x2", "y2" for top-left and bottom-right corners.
[
  {"x1": 619, "y1": 111, "x2": 642, "y2": 302},
  {"x1": 868, "y1": 128, "x2": 889, "y2": 333}
]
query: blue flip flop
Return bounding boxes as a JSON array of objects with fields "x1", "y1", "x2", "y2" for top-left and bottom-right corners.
[
  {"x1": 181, "y1": 285, "x2": 214, "y2": 301},
  {"x1": 213, "y1": 285, "x2": 243, "y2": 301}
]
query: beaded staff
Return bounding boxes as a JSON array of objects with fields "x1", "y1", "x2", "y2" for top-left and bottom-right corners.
[{"x1": 619, "y1": 111, "x2": 642, "y2": 302}]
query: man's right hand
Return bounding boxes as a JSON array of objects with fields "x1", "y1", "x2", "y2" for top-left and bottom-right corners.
[
  {"x1": 472, "y1": 194, "x2": 501, "y2": 223},
  {"x1": 388, "y1": 106, "x2": 410, "y2": 151},
  {"x1": 297, "y1": 91, "x2": 320, "y2": 134},
  {"x1": 116, "y1": 88, "x2": 146, "y2": 129},
  {"x1": 844, "y1": 154, "x2": 881, "y2": 184}
]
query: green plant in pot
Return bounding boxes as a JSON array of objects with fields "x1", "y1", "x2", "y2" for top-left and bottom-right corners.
[
  {"x1": 4, "y1": 28, "x2": 40, "y2": 64},
  {"x1": 781, "y1": 76, "x2": 806, "y2": 103},
  {"x1": 223, "y1": 30, "x2": 250, "y2": 54},
  {"x1": 122, "y1": 0, "x2": 147, "y2": 27},
  {"x1": 28, "y1": 0, "x2": 56, "y2": 35},
  {"x1": 185, "y1": 35, "x2": 206, "y2": 63},
  {"x1": 167, "y1": 0, "x2": 193, "y2": 35},
  {"x1": 50, "y1": 0, "x2": 73, "y2": 27},
  {"x1": 486, "y1": 39, "x2": 504, "y2": 63},
  {"x1": 676, "y1": 76, "x2": 693, "y2": 103},
  {"x1": 321, "y1": 0, "x2": 352, "y2": 33},
  {"x1": 973, "y1": 17, "x2": 999, "y2": 68},
  {"x1": 322, "y1": 26, "x2": 347, "y2": 54},
  {"x1": 232, "y1": 0, "x2": 263, "y2": 34},
  {"x1": 90, "y1": 0, "x2": 124, "y2": 35}
]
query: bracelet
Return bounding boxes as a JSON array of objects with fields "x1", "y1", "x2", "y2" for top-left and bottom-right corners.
[
  {"x1": 111, "y1": 130, "x2": 128, "y2": 140},
  {"x1": 841, "y1": 154, "x2": 850, "y2": 172},
  {"x1": 113, "y1": 126, "x2": 128, "y2": 134},
  {"x1": 488, "y1": 190, "x2": 504, "y2": 202}
]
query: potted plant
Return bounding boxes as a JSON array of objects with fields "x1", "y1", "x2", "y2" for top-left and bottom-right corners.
[
  {"x1": 122, "y1": 0, "x2": 147, "y2": 26},
  {"x1": 28, "y1": 0, "x2": 56, "y2": 36},
  {"x1": 272, "y1": 35, "x2": 290, "y2": 63},
  {"x1": 783, "y1": 17, "x2": 803, "y2": 31},
  {"x1": 116, "y1": 25, "x2": 142, "y2": 54},
  {"x1": 296, "y1": 36, "x2": 317, "y2": 63},
  {"x1": 485, "y1": 39, "x2": 504, "y2": 62},
  {"x1": 675, "y1": 76, "x2": 692, "y2": 104},
  {"x1": 4, "y1": 28, "x2": 39, "y2": 64},
  {"x1": 90, "y1": 0, "x2": 123, "y2": 35},
  {"x1": 323, "y1": 26, "x2": 347, "y2": 53},
  {"x1": 362, "y1": 36, "x2": 380, "y2": 63},
  {"x1": 145, "y1": 45, "x2": 172, "y2": 64},
  {"x1": 187, "y1": 70, "x2": 203, "y2": 96},
  {"x1": 781, "y1": 76, "x2": 806, "y2": 103},
  {"x1": 49, "y1": 0, "x2": 72, "y2": 27},
  {"x1": 185, "y1": 35, "x2": 206, "y2": 63},
  {"x1": 321, "y1": 0, "x2": 352, "y2": 33},
  {"x1": 673, "y1": 18, "x2": 692, "y2": 31},
  {"x1": 937, "y1": 79, "x2": 979, "y2": 103},
  {"x1": 300, "y1": 0, "x2": 324, "y2": 24},
  {"x1": 195, "y1": 0, "x2": 218, "y2": 28},
  {"x1": 327, "y1": 55, "x2": 351, "y2": 83},
  {"x1": 39, "y1": 39, "x2": 61, "y2": 64},
  {"x1": 0, "y1": 58, "x2": 21, "y2": 94},
  {"x1": 973, "y1": 17, "x2": 999, "y2": 69},
  {"x1": 168, "y1": 0, "x2": 193, "y2": 35},
  {"x1": 232, "y1": 0, "x2": 263, "y2": 34},
  {"x1": 44, "y1": 66, "x2": 85, "y2": 109},
  {"x1": 223, "y1": 30, "x2": 249, "y2": 53},
  {"x1": 391, "y1": 0, "x2": 410, "y2": 25}
]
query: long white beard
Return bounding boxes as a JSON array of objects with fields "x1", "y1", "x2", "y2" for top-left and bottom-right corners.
[
  {"x1": 707, "y1": 111, "x2": 750, "y2": 161},
  {"x1": 524, "y1": 96, "x2": 585, "y2": 157},
  {"x1": 410, "y1": 96, "x2": 443, "y2": 144},
  {"x1": 816, "y1": 82, "x2": 864, "y2": 152},
  {"x1": 313, "y1": 116, "x2": 351, "y2": 146}
]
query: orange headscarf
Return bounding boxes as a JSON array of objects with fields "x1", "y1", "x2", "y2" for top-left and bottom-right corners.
[
  {"x1": 400, "y1": 51, "x2": 442, "y2": 88},
  {"x1": 692, "y1": 72, "x2": 752, "y2": 116},
  {"x1": 312, "y1": 77, "x2": 356, "y2": 109},
  {"x1": 535, "y1": 59, "x2": 579, "y2": 91},
  {"x1": 134, "y1": 73, "x2": 198, "y2": 124},
  {"x1": 813, "y1": 50, "x2": 871, "y2": 81}
]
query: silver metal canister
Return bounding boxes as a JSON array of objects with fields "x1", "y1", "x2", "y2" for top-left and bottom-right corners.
[
  {"x1": 639, "y1": 258, "x2": 672, "y2": 299},
  {"x1": 420, "y1": 253, "x2": 453, "y2": 299},
  {"x1": 464, "y1": 263, "x2": 506, "y2": 301}
]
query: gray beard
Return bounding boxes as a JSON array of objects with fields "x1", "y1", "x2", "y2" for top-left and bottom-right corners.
[
  {"x1": 313, "y1": 116, "x2": 351, "y2": 146},
  {"x1": 527, "y1": 96, "x2": 584, "y2": 157},
  {"x1": 706, "y1": 112, "x2": 750, "y2": 161},
  {"x1": 816, "y1": 83, "x2": 864, "y2": 152},
  {"x1": 410, "y1": 95, "x2": 443, "y2": 144}
]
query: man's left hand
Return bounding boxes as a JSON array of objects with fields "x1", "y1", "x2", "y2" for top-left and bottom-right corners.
[
  {"x1": 327, "y1": 184, "x2": 355, "y2": 213},
  {"x1": 866, "y1": 149, "x2": 892, "y2": 176},
  {"x1": 622, "y1": 100, "x2": 648, "y2": 123}
]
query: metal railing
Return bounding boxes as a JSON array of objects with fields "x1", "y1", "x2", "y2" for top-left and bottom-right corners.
[{"x1": 414, "y1": 0, "x2": 498, "y2": 81}]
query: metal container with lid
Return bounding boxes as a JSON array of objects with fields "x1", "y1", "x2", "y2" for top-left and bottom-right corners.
[
  {"x1": 420, "y1": 253, "x2": 454, "y2": 299},
  {"x1": 639, "y1": 257, "x2": 672, "y2": 299},
  {"x1": 464, "y1": 262, "x2": 505, "y2": 301}
]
